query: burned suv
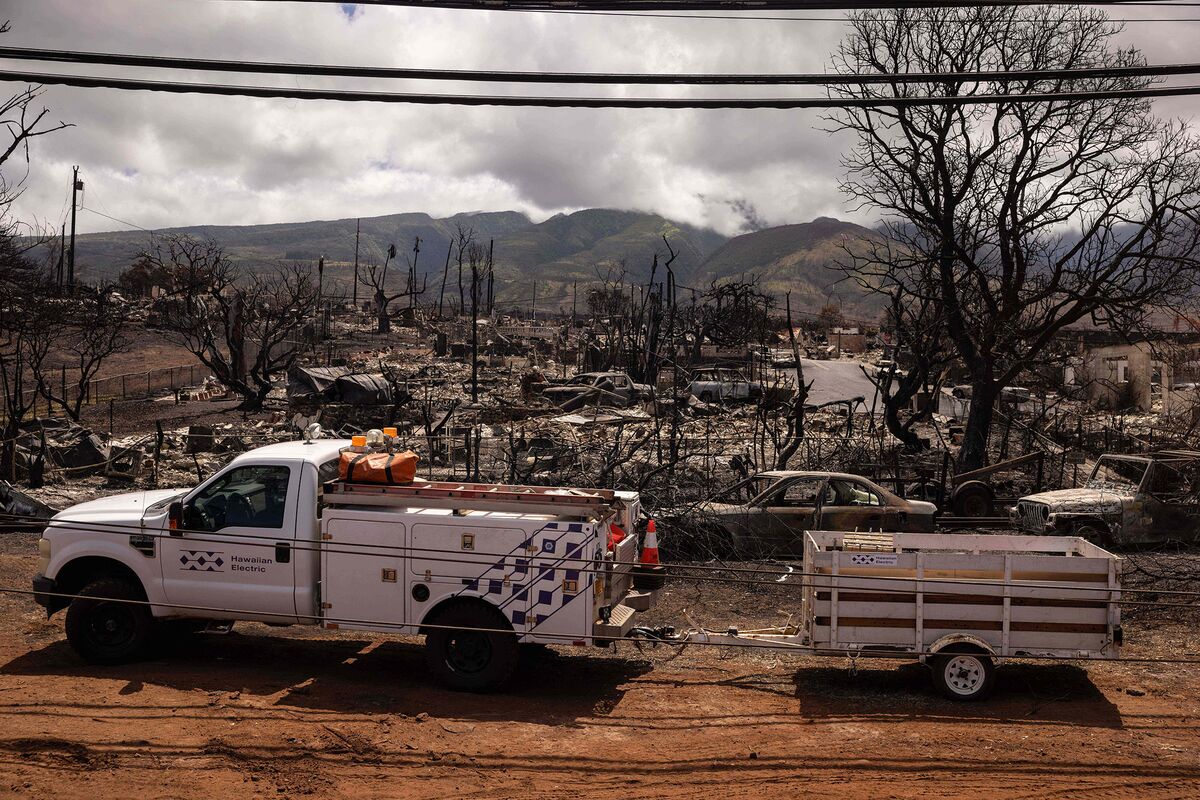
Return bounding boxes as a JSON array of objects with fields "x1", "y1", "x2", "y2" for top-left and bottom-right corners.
[{"x1": 1014, "y1": 451, "x2": 1200, "y2": 545}]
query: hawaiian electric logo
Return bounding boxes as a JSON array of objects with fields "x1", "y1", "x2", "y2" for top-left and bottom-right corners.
[{"x1": 180, "y1": 551, "x2": 225, "y2": 571}]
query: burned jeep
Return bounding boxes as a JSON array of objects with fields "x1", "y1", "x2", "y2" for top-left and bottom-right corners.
[{"x1": 1013, "y1": 450, "x2": 1200, "y2": 545}]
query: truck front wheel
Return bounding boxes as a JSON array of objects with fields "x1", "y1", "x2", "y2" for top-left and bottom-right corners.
[
  {"x1": 424, "y1": 600, "x2": 519, "y2": 692},
  {"x1": 64, "y1": 578, "x2": 152, "y2": 665}
]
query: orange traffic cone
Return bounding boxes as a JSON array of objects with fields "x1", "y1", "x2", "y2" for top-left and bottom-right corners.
[{"x1": 640, "y1": 519, "x2": 660, "y2": 566}]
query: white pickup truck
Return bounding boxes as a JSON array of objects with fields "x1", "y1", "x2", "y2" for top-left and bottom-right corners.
[{"x1": 32, "y1": 438, "x2": 658, "y2": 691}]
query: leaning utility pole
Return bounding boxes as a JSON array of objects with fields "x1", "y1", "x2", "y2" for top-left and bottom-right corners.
[
  {"x1": 352, "y1": 218, "x2": 360, "y2": 308},
  {"x1": 68, "y1": 166, "x2": 81, "y2": 288}
]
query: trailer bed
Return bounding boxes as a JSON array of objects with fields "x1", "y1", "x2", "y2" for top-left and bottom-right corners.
[{"x1": 803, "y1": 530, "x2": 1122, "y2": 659}]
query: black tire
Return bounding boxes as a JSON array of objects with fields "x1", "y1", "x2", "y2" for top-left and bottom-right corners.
[
  {"x1": 64, "y1": 578, "x2": 152, "y2": 665},
  {"x1": 699, "y1": 391, "x2": 714, "y2": 403},
  {"x1": 951, "y1": 482, "x2": 994, "y2": 517},
  {"x1": 424, "y1": 600, "x2": 519, "y2": 692},
  {"x1": 930, "y1": 648, "x2": 995, "y2": 701},
  {"x1": 1071, "y1": 522, "x2": 1110, "y2": 547}
]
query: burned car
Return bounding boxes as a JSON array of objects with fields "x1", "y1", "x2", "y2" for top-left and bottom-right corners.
[
  {"x1": 687, "y1": 366, "x2": 763, "y2": 404},
  {"x1": 697, "y1": 470, "x2": 937, "y2": 557},
  {"x1": 1013, "y1": 450, "x2": 1200, "y2": 545},
  {"x1": 542, "y1": 371, "x2": 652, "y2": 411}
]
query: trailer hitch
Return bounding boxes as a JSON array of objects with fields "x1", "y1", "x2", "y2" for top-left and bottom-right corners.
[{"x1": 627, "y1": 625, "x2": 679, "y2": 651}]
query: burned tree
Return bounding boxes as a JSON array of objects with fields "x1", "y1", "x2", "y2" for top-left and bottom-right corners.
[
  {"x1": 143, "y1": 235, "x2": 321, "y2": 410},
  {"x1": 359, "y1": 239, "x2": 426, "y2": 333},
  {"x1": 773, "y1": 292, "x2": 811, "y2": 469},
  {"x1": 691, "y1": 278, "x2": 775, "y2": 359},
  {"x1": 32, "y1": 288, "x2": 132, "y2": 421},
  {"x1": 0, "y1": 56, "x2": 71, "y2": 477},
  {"x1": 829, "y1": 7, "x2": 1200, "y2": 470},
  {"x1": 842, "y1": 243, "x2": 954, "y2": 451}
]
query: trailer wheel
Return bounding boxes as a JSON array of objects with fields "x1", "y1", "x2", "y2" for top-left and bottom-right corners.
[
  {"x1": 424, "y1": 600, "x2": 519, "y2": 692},
  {"x1": 64, "y1": 578, "x2": 152, "y2": 665},
  {"x1": 931, "y1": 649, "x2": 995, "y2": 701}
]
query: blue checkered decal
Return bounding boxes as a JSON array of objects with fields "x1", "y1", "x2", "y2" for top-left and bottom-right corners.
[{"x1": 449, "y1": 523, "x2": 594, "y2": 632}]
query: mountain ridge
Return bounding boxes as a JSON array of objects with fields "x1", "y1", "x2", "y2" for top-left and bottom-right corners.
[{"x1": 65, "y1": 208, "x2": 882, "y2": 314}]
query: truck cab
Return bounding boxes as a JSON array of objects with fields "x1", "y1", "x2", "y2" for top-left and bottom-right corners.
[{"x1": 32, "y1": 438, "x2": 656, "y2": 691}]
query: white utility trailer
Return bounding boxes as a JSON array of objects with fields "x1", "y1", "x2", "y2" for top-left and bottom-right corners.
[{"x1": 676, "y1": 530, "x2": 1122, "y2": 700}]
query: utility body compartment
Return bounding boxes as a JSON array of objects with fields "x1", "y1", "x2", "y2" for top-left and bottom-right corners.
[{"x1": 319, "y1": 479, "x2": 654, "y2": 645}]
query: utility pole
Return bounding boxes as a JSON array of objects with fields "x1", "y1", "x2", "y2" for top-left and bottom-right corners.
[
  {"x1": 352, "y1": 218, "x2": 360, "y2": 308},
  {"x1": 486, "y1": 238, "x2": 494, "y2": 316},
  {"x1": 531, "y1": 280, "x2": 536, "y2": 323},
  {"x1": 471, "y1": 251, "x2": 479, "y2": 403},
  {"x1": 409, "y1": 236, "x2": 420, "y2": 312},
  {"x1": 68, "y1": 166, "x2": 81, "y2": 288},
  {"x1": 317, "y1": 256, "x2": 325, "y2": 339}
]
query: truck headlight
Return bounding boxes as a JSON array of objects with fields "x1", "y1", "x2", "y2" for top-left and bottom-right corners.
[
  {"x1": 37, "y1": 538, "x2": 51, "y2": 574},
  {"x1": 1046, "y1": 513, "x2": 1057, "y2": 527}
]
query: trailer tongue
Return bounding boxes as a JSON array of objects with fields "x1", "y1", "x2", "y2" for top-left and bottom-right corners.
[{"x1": 667, "y1": 530, "x2": 1122, "y2": 701}]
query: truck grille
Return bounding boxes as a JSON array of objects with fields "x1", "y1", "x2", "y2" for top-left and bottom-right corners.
[{"x1": 1017, "y1": 501, "x2": 1049, "y2": 532}]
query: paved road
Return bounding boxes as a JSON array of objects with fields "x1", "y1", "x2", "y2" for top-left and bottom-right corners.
[{"x1": 795, "y1": 358, "x2": 880, "y2": 410}]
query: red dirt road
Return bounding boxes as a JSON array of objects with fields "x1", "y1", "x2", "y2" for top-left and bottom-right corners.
[{"x1": 2, "y1": 539, "x2": 1200, "y2": 799}]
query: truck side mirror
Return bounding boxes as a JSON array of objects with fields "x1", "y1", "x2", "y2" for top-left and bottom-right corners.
[{"x1": 168, "y1": 501, "x2": 183, "y2": 535}]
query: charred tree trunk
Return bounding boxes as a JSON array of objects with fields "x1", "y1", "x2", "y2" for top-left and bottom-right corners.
[{"x1": 958, "y1": 378, "x2": 998, "y2": 472}]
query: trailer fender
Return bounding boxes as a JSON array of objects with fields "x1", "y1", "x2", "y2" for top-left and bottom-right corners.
[{"x1": 924, "y1": 633, "x2": 997, "y2": 665}]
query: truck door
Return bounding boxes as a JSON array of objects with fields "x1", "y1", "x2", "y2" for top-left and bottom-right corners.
[{"x1": 160, "y1": 462, "x2": 299, "y2": 622}]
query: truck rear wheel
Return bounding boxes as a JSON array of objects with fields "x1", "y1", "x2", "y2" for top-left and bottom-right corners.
[
  {"x1": 64, "y1": 578, "x2": 152, "y2": 665},
  {"x1": 931, "y1": 649, "x2": 995, "y2": 701},
  {"x1": 424, "y1": 600, "x2": 519, "y2": 692}
]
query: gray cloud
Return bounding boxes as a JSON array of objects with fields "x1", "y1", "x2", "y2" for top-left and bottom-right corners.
[{"x1": 1, "y1": 1, "x2": 1195, "y2": 238}]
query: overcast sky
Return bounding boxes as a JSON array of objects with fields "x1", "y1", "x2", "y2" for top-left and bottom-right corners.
[{"x1": 3, "y1": 1, "x2": 1198, "y2": 237}]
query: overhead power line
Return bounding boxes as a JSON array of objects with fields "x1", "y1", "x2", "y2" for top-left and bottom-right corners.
[
  {"x1": 81, "y1": 206, "x2": 154, "y2": 232},
  {"x1": 536, "y1": 7, "x2": 1200, "y2": 20},
  {"x1": 5, "y1": 46, "x2": 1200, "y2": 85},
  {"x1": 4, "y1": 67, "x2": 1200, "y2": 108},
  {"x1": 220, "y1": 1, "x2": 1200, "y2": 11}
]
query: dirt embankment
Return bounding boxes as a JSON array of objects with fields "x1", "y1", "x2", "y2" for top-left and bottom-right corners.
[{"x1": 2, "y1": 533, "x2": 1200, "y2": 798}]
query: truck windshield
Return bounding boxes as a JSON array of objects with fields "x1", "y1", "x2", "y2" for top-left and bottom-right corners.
[
  {"x1": 1086, "y1": 457, "x2": 1148, "y2": 493},
  {"x1": 185, "y1": 465, "x2": 291, "y2": 531}
]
